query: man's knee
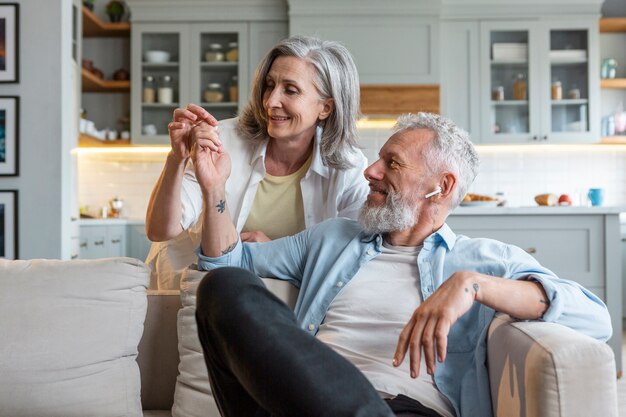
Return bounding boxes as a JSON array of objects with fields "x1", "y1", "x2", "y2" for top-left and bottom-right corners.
[{"x1": 196, "y1": 267, "x2": 262, "y2": 316}]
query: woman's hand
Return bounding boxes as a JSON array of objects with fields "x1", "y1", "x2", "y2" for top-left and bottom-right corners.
[
  {"x1": 190, "y1": 122, "x2": 231, "y2": 192},
  {"x1": 240, "y1": 231, "x2": 271, "y2": 243},
  {"x1": 167, "y1": 103, "x2": 218, "y2": 161}
]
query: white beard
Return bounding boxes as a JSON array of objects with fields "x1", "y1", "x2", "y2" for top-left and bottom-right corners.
[{"x1": 358, "y1": 191, "x2": 419, "y2": 234}]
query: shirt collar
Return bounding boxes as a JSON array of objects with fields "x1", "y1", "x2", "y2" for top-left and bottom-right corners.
[
  {"x1": 425, "y1": 223, "x2": 457, "y2": 251},
  {"x1": 249, "y1": 134, "x2": 329, "y2": 179}
]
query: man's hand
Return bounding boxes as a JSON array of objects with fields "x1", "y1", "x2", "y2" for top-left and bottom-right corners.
[
  {"x1": 240, "y1": 230, "x2": 272, "y2": 243},
  {"x1": 167, "y1": 103, "x2": 218, "y2": 162},
  {"x1": 190, "y1": 122, "x2": 231, "y2": 192},
  {"x1": 393, "y1": 271, "x2": 478, "y2": 378}
]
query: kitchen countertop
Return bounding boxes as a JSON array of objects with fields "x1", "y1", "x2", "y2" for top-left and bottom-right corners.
[
  {"x1": 451, "y1": 206, "x2": 626, "y2": 215},
  {"x1": 78, "y1": 218, "x2": 146, "y2": 226}
]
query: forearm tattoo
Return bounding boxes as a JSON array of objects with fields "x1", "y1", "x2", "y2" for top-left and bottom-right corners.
[
  {"x1": 216, "y1": 199, "x2": 226, "y2": 213},
  {"x1": 221, "y1": 241, "x2": 237, "y2": 255}
]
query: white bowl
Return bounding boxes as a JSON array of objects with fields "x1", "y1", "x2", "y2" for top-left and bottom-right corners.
[{"x1": 144, "y1": 50, "x2": 170, "y2": 63}]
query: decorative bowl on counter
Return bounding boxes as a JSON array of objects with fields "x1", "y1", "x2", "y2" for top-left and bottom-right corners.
[{"x1": 144, "y1": 50, "x2": 170, "y2": 63}]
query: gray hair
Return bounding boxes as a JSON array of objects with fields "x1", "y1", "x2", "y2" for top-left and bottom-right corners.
[
  {"x1": 393, "y1": 113, "x2": 480, "y2": 208},
  {"x1": 237, "y1": 35, "x2": 361, "y2": 169}
]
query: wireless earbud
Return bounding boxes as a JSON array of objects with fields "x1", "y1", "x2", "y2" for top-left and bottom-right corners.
[{"x1": 424, "y1": 185, "x2": 442, "y2": 199}]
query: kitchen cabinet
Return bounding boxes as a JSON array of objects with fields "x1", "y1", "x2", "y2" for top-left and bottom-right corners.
[
  {"x1": 447, "y1": 210, "x2": 622, "y2": 373},
  {"x1": 127, "y1": 224, "x2": 152, "y2": 261},
  {"x1": 131, "y1": 22, "x2": 286, "y2": 144},
  {"x1": 79, "y1": 224, "x2": 127, "y2": 259},
  {"x1": 599, "y1": 17, "x2": 626, "y2": 143},
  {"x1": 80, "y1": 6, "x2": 131, "y2": 146},
  {"x1": 479, "y1": 20, "x2": 600, "y2": 144}
]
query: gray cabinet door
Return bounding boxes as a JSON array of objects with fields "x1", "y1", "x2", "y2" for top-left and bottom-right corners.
[
  {"x1": 127, "y1": 224, "x2": 152, "y2": 261},
  {"x1": 79, "y1": 226, "x2": 109, "y2": 259}
]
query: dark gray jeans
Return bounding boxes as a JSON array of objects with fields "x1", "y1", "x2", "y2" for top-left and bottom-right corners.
[{"x1": 195, "y1": 267, "x2": 444, "y2": 417}]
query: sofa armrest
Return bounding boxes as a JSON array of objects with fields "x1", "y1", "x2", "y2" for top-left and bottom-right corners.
[
  {"x1": 487, "y1": 313, "x2": 618, "y2": 417},
  {"x1": 138, "y1": 290, "x2": 182, "y2": 412}
]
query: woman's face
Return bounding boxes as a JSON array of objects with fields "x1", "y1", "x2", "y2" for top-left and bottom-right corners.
[{"x1": 262, "y1": 56, "x2": 334, "y2": 144}]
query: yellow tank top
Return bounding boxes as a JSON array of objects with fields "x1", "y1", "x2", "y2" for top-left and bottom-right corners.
[{"x1": 242, "y1": 154, "x2": 312, "y2": 240}]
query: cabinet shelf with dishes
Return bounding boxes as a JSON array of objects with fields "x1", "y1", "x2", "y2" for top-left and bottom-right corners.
[
  {"x1": 599, "y1": 17, "x2": 626, "y2": 143},
  {"x1": 80, "y1": 5, "x2": 132, "y2": 145}
]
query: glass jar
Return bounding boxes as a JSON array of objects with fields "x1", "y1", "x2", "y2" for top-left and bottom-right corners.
[
  {"x1": 158, "y1": 75, "x2": 174, "y2": 104},
  {"x1": 226, "y1": 42, "x2": 239, "y2": 62},
  {"x1": 492, "y1": 85, "x2": 504, "y2": 101},
  {"x1": 205, "y1": 43, "x2": 224, "y2": 62},
  {"x1": 142, "y1": 75, "x2": 156, "y2": 103},
  {"x1": 229, "y1": 75, "x2": 239, "y2": 103},
  {"x1": 567, "y1": 85, "x2": 581, "y2": 99},
  {"x1": 551, "y1": 81, "x2": 562, "y2": 100},
  {"x1": 203, "y1": 83, "x2": 224, "y2": 103},
  {"x1": 512, "y1": 73, "x2": 527, "y2": 100}
]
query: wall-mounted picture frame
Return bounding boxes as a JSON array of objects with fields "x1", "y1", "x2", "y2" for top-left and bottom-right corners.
[
  {"x1": 0, "y1": 4, "x2": 18, "y2": 83},
  {"x1": 0, "y1": 96, "x2": 18, "y2": 176},
  {"x1": 0, "y1": 189, "x2": 17, "y2": 259}
]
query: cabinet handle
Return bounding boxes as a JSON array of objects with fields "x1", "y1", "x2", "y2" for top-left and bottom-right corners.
[
  {"x1": 94, "y1": 240, "x2": 105, "y2": 246},
  {"x1": 111, "y1": 239, "x2": 121, "y2": 244},
  {"x1": 525, "y1": 247, "x2": 537, "y2": 254},
  {"x1": 80, "y1": 242, "x2": 88, "y2": 248},
  {"x1": 71, "y1": 254, "x2": 79, "y2": 260},
  {"x1": 532, "y1": 135, "x2": 538, "y2": 141},
  {"x1": 542, "y1": 135, "x2": 548, "y2": 141}
]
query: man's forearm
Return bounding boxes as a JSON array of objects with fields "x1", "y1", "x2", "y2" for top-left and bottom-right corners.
[
  {"x1": 200, "y1": 186, "x2": 238, "y2": 257},
  {"x1": 145, "y1": 152, "x2": 187, "y2": 241},
  {"x1": 470, "y1": 273, "x2": 549, "y2": 320}
]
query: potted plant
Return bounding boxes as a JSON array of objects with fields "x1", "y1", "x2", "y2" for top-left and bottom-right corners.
[
  {"x1": 83, "y1": 0, "x2": 95, "y2": 11},
  {"x1": 105, "y1": 0, "x2": 125, "y2": 22}
]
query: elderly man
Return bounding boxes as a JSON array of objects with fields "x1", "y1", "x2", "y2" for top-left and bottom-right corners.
[{"x1": 192, "y1": 113, "x2": 611, "y2": 417}]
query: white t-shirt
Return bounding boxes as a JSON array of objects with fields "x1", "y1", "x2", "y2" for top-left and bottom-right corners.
[
  {"x1": 145, "y1": 118, "x2": 369, "y2": 289},
  {"x1": 316, "y1": 241, "x2": 456, "y2": 417}
]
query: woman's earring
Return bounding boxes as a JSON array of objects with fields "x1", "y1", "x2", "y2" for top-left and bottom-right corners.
[{"x1": 315, "y1": 124, "x2": 323, "y2": 142}]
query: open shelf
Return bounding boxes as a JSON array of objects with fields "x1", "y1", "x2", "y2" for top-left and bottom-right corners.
[
  {"x1": 82, "y1": 68, "x2": 130, "y2": 92},
  {"x1": 599, "y1": 18, "x2": 626, "y2": 33},
  {"x1": 82, "y1": 6, "x2": 130, "y2": 37},
  {"x1": 600, "y1": 79, "x2": 626, "y2": 89},
  {"x1": 79, "y1": 133, "x2": 131, "y2": 147}
]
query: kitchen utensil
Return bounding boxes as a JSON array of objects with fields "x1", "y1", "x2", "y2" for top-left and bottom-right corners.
[{"x1": 109, "y1": 197, "x2": 124, "y2": 217}]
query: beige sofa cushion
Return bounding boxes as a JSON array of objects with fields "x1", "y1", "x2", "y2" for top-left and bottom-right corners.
[
  {"x1": 0, "y1": 257, "x2": 150, "y2": 417},
  {"x1": 173, "y1": 267, "x2": 298, "y2": 417}
]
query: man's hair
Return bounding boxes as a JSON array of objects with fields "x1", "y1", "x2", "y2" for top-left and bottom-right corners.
[
  {"x1": 237, "y1": 35, "x2": 361, "y2": 169},
  {"x1": 393, "y1": 113, "x2": 480, "y2": 208}
]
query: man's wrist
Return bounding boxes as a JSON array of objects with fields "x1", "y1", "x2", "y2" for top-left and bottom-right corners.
[{"x1": 167, "y1": 150, "x2": 188, "y2": 166}]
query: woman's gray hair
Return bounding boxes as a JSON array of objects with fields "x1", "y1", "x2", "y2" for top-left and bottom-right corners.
[
  {"x1": 393, "y1": 113, "x2": 480, "y2": 208},
  {"x1": 237, "y1": 35, "x2": 360, "y2": 169}
]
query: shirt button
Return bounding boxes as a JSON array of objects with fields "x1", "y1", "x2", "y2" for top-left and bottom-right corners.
[
  {"x1": 308, "y1": 324, "x2": 315, "y2": 331},
  {"x1": 336, "y1": 281, "x2": 344, "y2": 288},
  {"x1": 366, "y1": 249, "x2": 373, "y2": 256}
]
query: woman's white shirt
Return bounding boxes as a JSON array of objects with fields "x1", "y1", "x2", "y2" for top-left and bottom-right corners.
[{"x1": 146, "y1": 117, "x2": 370, "y2": 289}]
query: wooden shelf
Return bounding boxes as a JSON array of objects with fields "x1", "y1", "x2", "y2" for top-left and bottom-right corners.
[
  {"x1": 601, "y1": 136, "x2": 626, "y2": 144},
  {"x1": 82, "y1": 6, "x2": 130, "y2": 37},
  {"x1": 79, "y1": 133, "x2": 131, "y2": 147},
  {"x1": 600, "y1": 78, "x2": 626, "y2": 89},
  {"x1": 82, "y1": 68, "x2": 130, "y2": 92},
  {"x1": 600, "y1": 18, "x2": 626, "y2": 33}
]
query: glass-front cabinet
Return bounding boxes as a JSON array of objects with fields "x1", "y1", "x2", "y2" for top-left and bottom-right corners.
[
  {"x1": 480, "y1": 20, "x2": 599, "y2": 144},
  {"x1": 131, "y1": 23, "x2": 248, "y2": 144}
]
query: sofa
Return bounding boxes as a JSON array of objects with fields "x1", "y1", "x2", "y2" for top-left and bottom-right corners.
[{"x1": 0, "y1": 257, "x2": 619, "y2": 417}]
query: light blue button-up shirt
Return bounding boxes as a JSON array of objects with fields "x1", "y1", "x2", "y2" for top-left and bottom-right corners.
[{"x1": 197, "y1": 218, "x2": 612, "y2": 417}]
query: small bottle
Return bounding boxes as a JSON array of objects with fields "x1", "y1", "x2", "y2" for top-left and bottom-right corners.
[
  {"x1": 551, "y1": 80, "x2": 562, "y2": 100},
  {"x1": 229, "y1": 75, "x2": 239, "y2": 103},
  {"x1": 512, "y1": 73, "x2": 527, "y2": 100},
  {"x1": 226, "y1": 42, "x2": 239, "y2": 62},
  {"x1": 492, "y1": 85, "x2": 504, "y2": 101},
  {"x1": 142, "y1": 75, "x2": 156, "y2": 103},
  {"x1": 205, "y1": 43, "x2": 224, "y2": 62},
  {"x1": 203, "y1": 83, "x2": 224, "y2": 103},
  {"x1": 158, "y1": 75, "x2": 174, "y2": 104},
  {"x1": 567, "y1": 85, "x2": 581, "y2": 99}
]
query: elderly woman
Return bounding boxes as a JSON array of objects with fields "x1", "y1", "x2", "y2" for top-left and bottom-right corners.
[{"x1": 145, "y1": 35, "x2": 369, "y2": 289}]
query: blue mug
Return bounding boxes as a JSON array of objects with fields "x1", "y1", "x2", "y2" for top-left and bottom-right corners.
[{"x1": 587, "y1": 188, "x2": 604, "y2": 206}]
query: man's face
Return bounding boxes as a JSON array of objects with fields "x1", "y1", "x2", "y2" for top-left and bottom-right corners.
[{"x1": 358, "y1": 129, "x2": 436, "y2": 234}]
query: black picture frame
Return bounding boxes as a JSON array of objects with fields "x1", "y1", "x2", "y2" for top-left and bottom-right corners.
[
  {"x1": 0, "y1": 3, "x2": 18, "y2": 83},
  {"x1": 0, "y1": 189, "x2": 17, "y2": 259},
  {"x1": 0, "y1": 96, "x2": 18, "y2": 176}
]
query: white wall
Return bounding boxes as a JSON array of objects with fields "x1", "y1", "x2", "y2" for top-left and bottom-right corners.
[
  {"x1": 0, "y1": 0, "x2": 78, "y2": 259},
  {"x1": 77, "y1": 128, "x2": 626, "y2": 220}
]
